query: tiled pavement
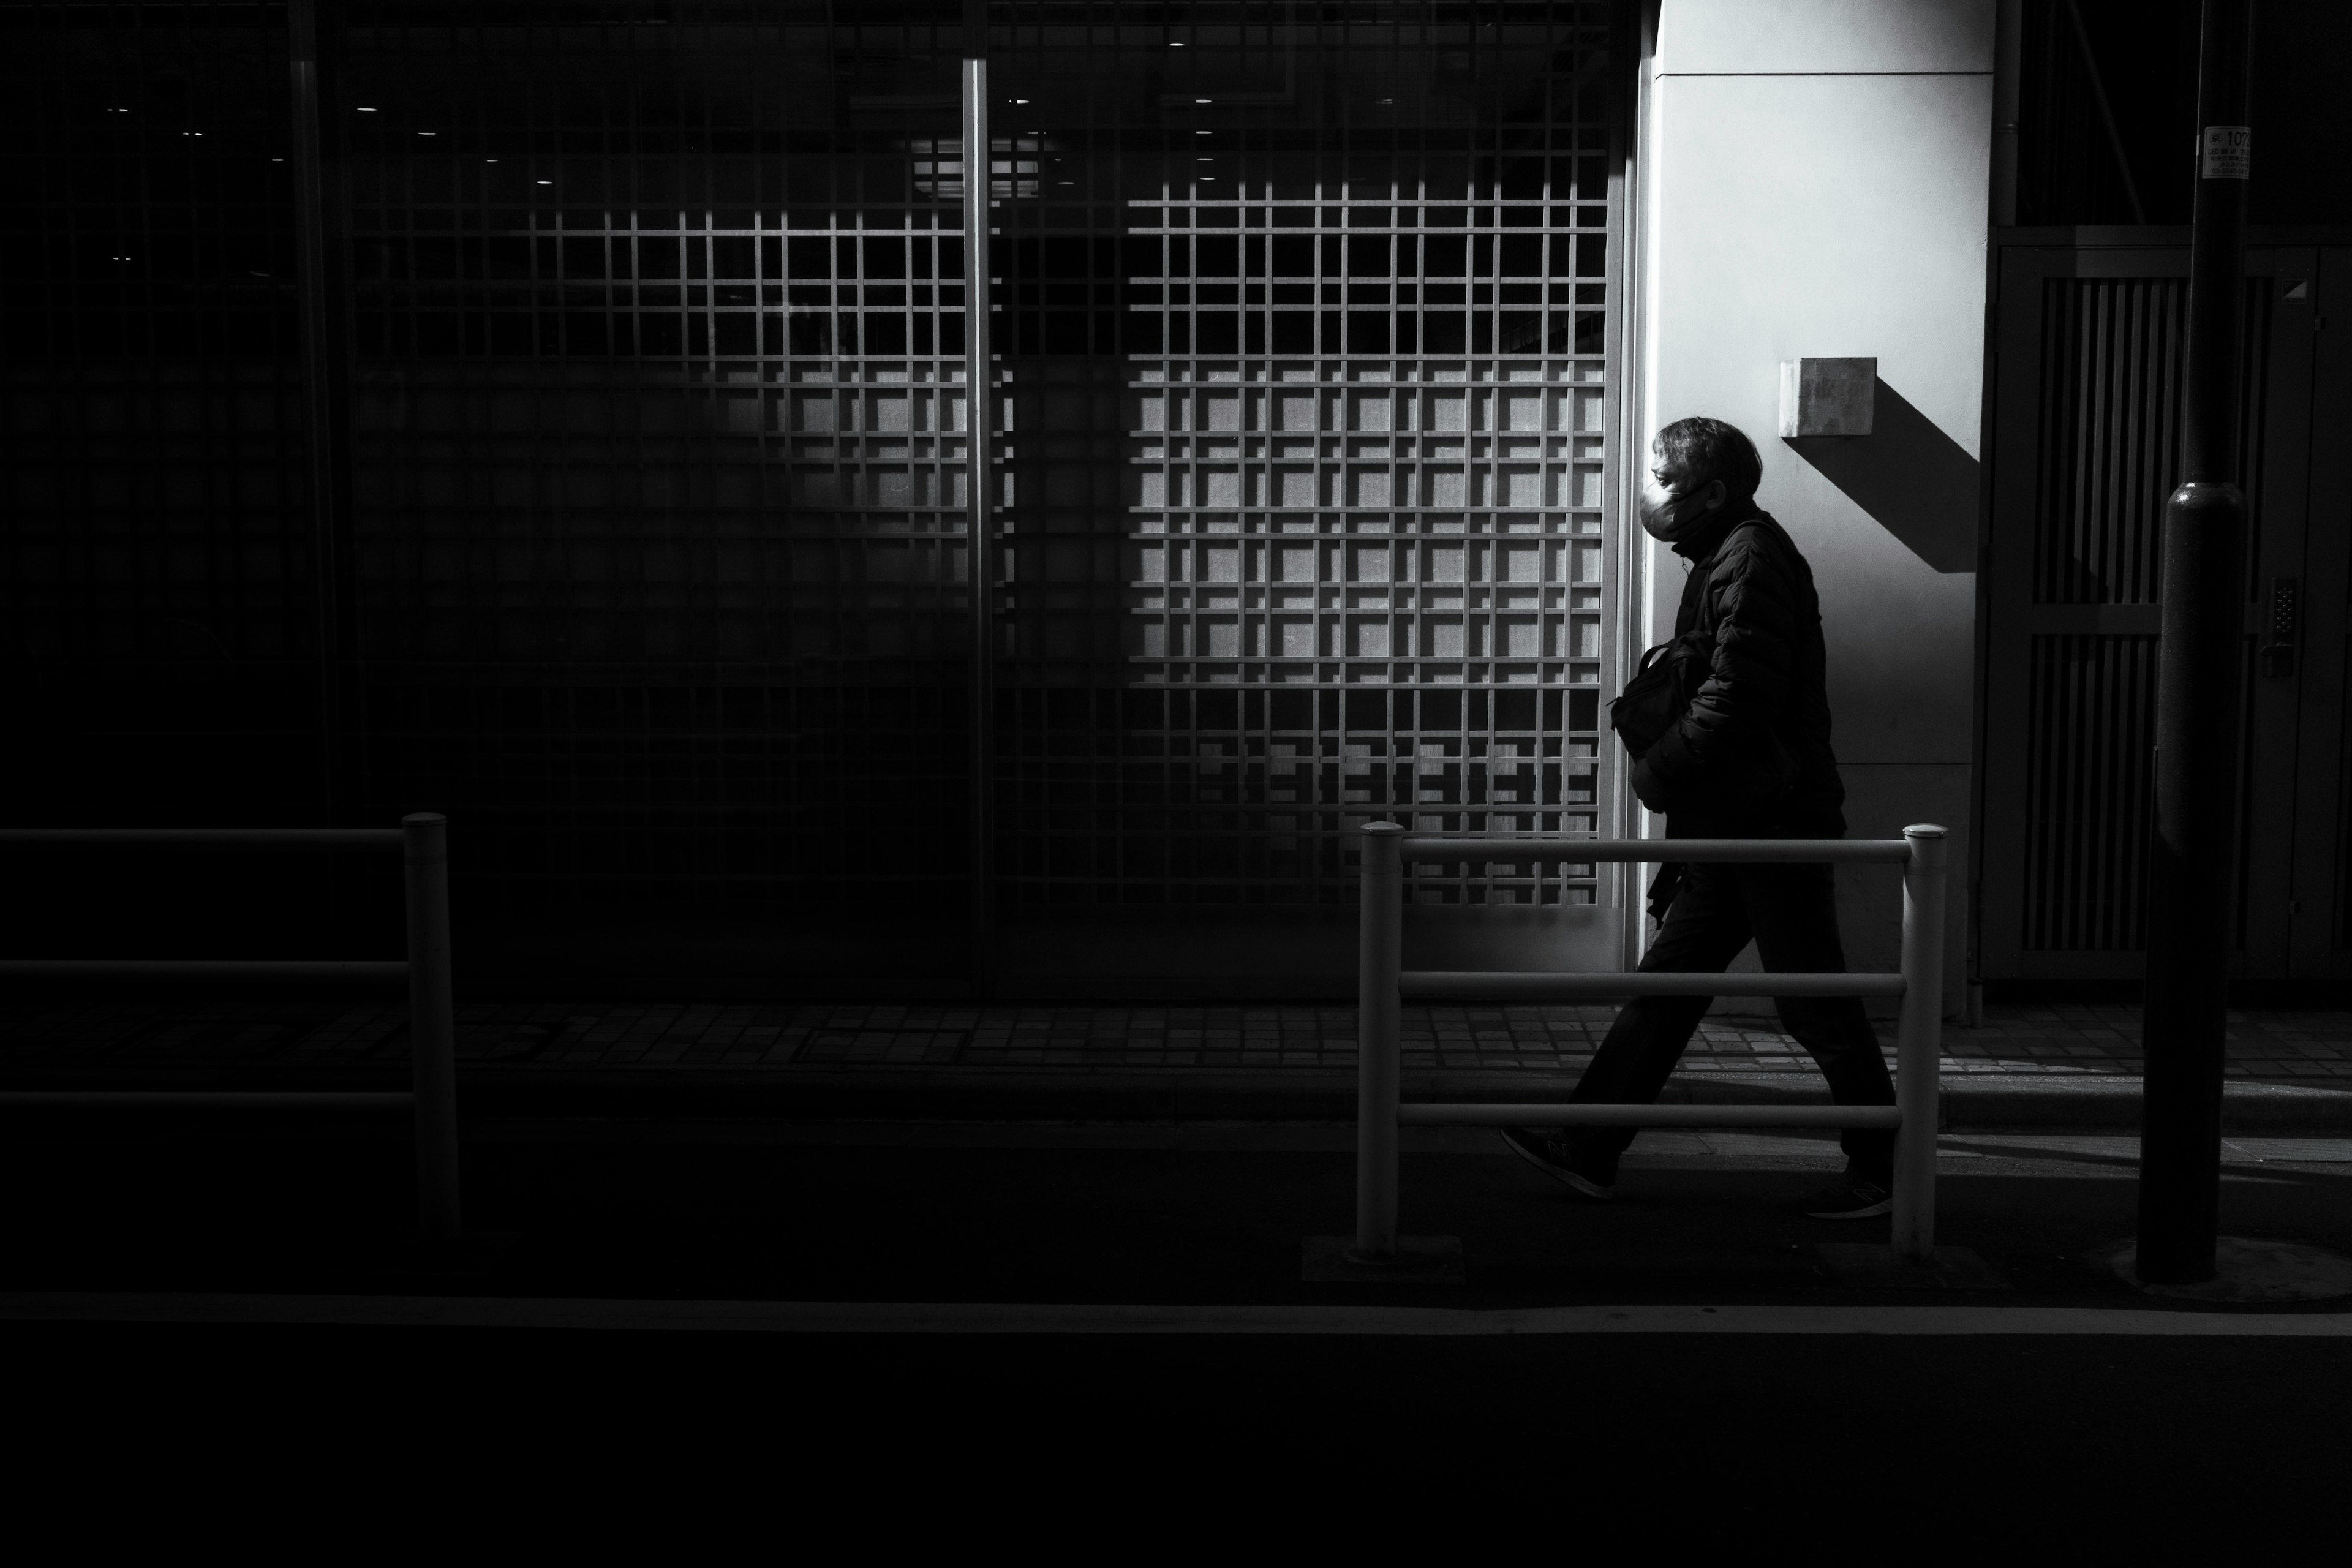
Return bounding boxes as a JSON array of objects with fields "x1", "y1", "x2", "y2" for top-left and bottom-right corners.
[{"x1": 4, "y1": 997, "x2": 2351, "y2": 1084}]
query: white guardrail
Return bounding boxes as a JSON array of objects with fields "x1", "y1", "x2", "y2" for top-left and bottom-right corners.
[
  {"x1": 1344, "y1": 821, "x2": 1947, "y2": 1268},
  {"x1": 0, "y1": 815, "x2": 461, "y2": 1242}
]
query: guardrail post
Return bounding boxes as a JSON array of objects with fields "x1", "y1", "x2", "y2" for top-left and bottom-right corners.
[
  {"x1": 1354, "y1": 822, "x2": 1405, "y2": 1261},
  {"x1": 1893, "y1": 823, "x2": 1948, "y2": 1262},
  {"x1": 404, "y1": 812, "x2": 461, "y2": 1242}
]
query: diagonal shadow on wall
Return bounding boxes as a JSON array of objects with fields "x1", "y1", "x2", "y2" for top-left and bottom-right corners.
[{"x1": 1782, "y1": 376, "x2": 1980, "y2": 574}]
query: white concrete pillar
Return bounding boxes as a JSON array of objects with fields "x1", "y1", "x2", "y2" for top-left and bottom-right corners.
[{"x1": 1632, "y1": 0, "x2": 1994, "y2": 1011}]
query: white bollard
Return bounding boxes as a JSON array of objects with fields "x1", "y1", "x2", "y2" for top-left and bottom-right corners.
[
  {"x1": 1353, "y1": 823, "x2": 1404, "y2": 1261},
  {"x1": 404, "y1": 812, "x2": 462, "y2": 1242},
  {"x1": 1891, "y1": 823, "x2": 1948, "y2": 1262}
]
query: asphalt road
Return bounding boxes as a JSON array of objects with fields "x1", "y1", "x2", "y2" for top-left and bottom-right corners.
[{"x1": 3, "y1": 1116, "x2": 2346, "y2": 1544}]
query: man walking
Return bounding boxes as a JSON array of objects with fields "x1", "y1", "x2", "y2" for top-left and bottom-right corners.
[{"x1": 1502, "y1": 417, "x2": 1898, "y2": 1219}]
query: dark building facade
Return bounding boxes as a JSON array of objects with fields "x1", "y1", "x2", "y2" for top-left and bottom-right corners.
[{"x1": 5, "y1": 0, "x2": 2348, "y2": 1000}]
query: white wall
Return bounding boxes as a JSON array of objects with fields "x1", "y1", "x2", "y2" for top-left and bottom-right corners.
[{"x1": 1637, "y1": 0, "x2": 1993, "y2": 1011}]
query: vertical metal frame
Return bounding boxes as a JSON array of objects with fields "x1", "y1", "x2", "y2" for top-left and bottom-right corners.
[
  {"x1": 1606, "y1": 0, "x2": 1653, "y2": 962},
  {"x1": 964, "y1": 5, "x2": 995, "y2": 992}
]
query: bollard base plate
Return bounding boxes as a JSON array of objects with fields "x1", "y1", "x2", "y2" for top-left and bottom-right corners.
[
  {"x1": 1815, "y1": 1243, "x2": 2010, "y2": 1291},
  {"x1": 1302, "y1": 1235, "x2": 1465, "y2": 1286}
]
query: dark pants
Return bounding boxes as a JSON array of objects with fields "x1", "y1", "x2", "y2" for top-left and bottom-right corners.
[{"x1": 1567, "y1": 859, "x2": 1894, "y2": 1182}]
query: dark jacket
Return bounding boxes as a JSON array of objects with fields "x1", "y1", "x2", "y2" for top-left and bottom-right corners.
[{"x1": 1630, "y1": 506, "x2": 1846, "y2": 839}]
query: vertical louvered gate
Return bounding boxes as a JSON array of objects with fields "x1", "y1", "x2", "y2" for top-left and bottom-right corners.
[{"x1": 1978, "y1": 239, "x2": 2352, "y2": 984}]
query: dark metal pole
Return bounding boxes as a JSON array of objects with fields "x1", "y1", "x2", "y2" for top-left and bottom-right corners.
[
  {"x1": 1991, "y1": 0, "x2": 2022, "y2": 227},
  {"x1": 2135, "y1": 0, "x2": 2254, "y2": 1286},
  {"x1": 290, "y1": 0, "x2": 360, "y2": 825},
  {"x1": 962, "y1": 0, "x2": 995, "y2": 997}
]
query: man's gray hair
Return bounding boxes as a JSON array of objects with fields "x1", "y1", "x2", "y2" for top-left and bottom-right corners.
[{"x1": 1655, "y1": 417, "x2": 1763, "y2": 505}]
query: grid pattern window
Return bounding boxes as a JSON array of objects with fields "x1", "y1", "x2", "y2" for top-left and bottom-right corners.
[{"x1": 989, "y1": 1, "x2": 1622, "y2": 917}]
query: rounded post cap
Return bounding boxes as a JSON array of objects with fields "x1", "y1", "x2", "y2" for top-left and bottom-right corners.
[
  {"x1": 2166, "y1": 478, "x2": 2247, "y2": 508},
  {"x1": 1359, "y1": 820, "x2": 1406, "y2": 835},
  {"x1": 401, "y1": 812, "x2": 448, "y2": 826},
  {"x1": 1901, "y1": 823, "x2": 1948, "y2": 839}
]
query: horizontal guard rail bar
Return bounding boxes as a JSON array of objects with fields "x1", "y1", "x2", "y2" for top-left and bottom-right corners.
[
  {"x1": 1402, "y1": 970, "x2": 1905, "y2": 1000},
  {"x1": 0, "y1": 1091, "x2": 414, "y2": 1110},
  {"x1": 1399, "y1": 1103, "x2": 1904, "y2": 1129},
  {"x1": 0, "y1": 828, "x2": 406, "y2": 850},
  {"x1": 0, "y1": 960, "x2": 409, "y2": 981},
  {"x1": 1395, "y1": 835, "x2": 1910, "y2": 864},
  {"x1": 0, "y1": 828, "x2": 405, "y2": 850}
]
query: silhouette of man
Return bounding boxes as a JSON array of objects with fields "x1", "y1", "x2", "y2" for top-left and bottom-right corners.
[{"x1": 1502, "y1": 417, "x2": 1898, "y2": 1219}]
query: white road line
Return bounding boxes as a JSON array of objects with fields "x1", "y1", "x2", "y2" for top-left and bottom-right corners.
[{"x1": 1, "y1": 1293, "x2": 2348, "y2": 1336}]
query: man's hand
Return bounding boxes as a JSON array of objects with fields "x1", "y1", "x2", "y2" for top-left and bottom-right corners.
[{"x1": 1630, "y1": 752, "x2": 1668, "y2": 812}]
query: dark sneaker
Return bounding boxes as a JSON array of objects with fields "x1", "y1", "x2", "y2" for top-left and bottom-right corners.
[
  {"x1": 1801, "y1": 1171, "x2": 1894, "y2": 1220},
  {"x1": 1498, "y1": 1128, "x2": 1613, "y2": 1201}
]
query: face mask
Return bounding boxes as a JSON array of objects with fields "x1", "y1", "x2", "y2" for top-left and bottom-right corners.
[{"x1": 1638, "y1": 474, "x2": 1718, "y2": 543}]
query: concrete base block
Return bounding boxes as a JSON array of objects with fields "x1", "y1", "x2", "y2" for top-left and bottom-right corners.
[
  {"x1": 2090, "y1": 1236, "x2": 2352, "y2": 1303},
  {"x1": 1302, "y1": 1235, "x2": 1466, "y2": 1286},
  {"x1": 1815, "y1": 1242, "x2": 2010, "y2": 1291}
]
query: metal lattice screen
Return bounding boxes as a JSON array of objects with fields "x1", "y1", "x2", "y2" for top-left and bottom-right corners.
[
  {"x1": 2, "y1": 2, "x2": 1624, "y2": 993},
  {"x1": 982, "y1": 3, "x2": 1624, "y2": 987}
]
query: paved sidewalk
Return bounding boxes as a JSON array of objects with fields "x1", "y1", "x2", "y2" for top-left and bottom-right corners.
[{"x1": 5, "y1": 997, "x2": 2351, "y2": 1129}]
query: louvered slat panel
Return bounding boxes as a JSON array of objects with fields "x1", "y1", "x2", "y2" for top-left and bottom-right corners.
[
  {"x1": 2022, "y1": 634, "x2": 2158, "y2": 951},
  {"x1": 2033, "y1": 277, "x2": 2183, "y2": 606},
  {"x1": 2015, "y1": 275, "x2": 2274, "y2": 958}
]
